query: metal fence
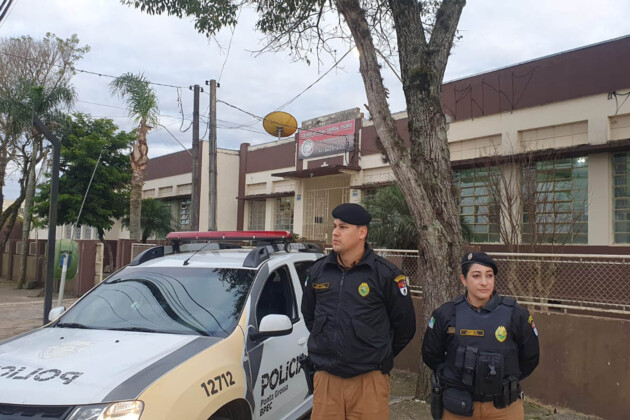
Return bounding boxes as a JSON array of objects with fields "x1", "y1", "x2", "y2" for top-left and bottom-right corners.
[{"x1": 371, "y1": 249, "x2": 630, "y2": 316}]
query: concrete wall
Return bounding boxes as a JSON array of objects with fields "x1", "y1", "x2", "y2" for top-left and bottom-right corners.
[{"x1": 394, "y1": 297, "x2": 630, "y2": 420}]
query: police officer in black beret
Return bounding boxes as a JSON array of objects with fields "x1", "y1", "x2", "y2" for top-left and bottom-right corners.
[
  {"x1": 301, "y1": 203, "x2": 416, "y2": 420},
  {"x1": 422, "y1": 252, "x2": 539, "y2": 420}
]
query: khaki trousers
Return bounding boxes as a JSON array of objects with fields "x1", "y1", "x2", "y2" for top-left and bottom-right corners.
[
  {"x1": 311, "y1": 370, "x2": 390, "y2": 420},
  {"x1": 442, "y1": 399, "x2": 524, "y2": 420}
]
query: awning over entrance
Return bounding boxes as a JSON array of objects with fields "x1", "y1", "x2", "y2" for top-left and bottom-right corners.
[
  {"x1": 272, "y1": 164, "x2": 360, "y2": 179},
  {"x1": 236, "y1": 191, "x2": 295, "y2": 200}
]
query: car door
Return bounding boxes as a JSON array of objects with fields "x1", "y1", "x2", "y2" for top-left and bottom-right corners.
[{"x1": 247, "y1": 263, "x2": 310, "y2": 420}]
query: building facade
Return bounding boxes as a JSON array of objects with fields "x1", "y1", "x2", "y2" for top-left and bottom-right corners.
[{"x1": 139, "y1": 36, "x2": 630, "y2": 251}]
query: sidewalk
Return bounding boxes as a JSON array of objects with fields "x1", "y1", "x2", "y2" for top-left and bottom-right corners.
[
  {"x1": 0, "y1": 279, "x2": 603, "y2": 420},
  {"x1": 0, "y1": 279, "x2": 77, "y2": 340}
]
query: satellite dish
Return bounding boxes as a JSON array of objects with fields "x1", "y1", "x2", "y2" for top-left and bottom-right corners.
[{"x1": 263, "y1": 111, "x2": 298, "y2": 140}]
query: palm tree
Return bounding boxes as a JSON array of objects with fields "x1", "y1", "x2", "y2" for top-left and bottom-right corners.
[{"x1": 110, "y1": 73, "x2": 159, "y2": 241}]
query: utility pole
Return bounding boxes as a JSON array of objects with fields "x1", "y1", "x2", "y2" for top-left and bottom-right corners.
[
  {"x1": 206, "y1": 79, "x2": 218, "y2": 231},
  {"x1": 190, "y1": 84, "x2": 201, "y2": 231},
  {"x1": 33, "y1": 117, "x2": 60, "y2": 325}
]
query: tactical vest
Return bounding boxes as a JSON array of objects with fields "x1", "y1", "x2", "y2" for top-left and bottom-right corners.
[{"x1": 441, "y1": 295, "x2": 520, "y2": 397}]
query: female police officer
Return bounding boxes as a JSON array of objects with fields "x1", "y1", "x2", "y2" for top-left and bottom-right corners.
[{"x1": 422, "y1": 252, "x2": 539, "y2": 420}]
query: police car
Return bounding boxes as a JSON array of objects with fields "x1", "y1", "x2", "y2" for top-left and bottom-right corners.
[{"x1": 0, "y1": 231, "x2": 322, "y2": 420}]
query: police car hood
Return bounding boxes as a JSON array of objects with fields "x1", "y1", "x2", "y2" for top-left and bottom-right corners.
[{"x1": 0, "y1": 327, "x2": 221, "y2": 405}]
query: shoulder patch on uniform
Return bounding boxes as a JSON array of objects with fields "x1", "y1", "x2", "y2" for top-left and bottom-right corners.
[
  {"x1": 358, "y1": 282, "x2": 370, "y2": 297},
  {"x1": 394, "y1": 275, "x2": 408, "y2": 296},
  {"x1": 495, "y1": 326, "x2": 507, "y2": 342},
  {"x1": 312, "y1": 282, "x2": 329, "y2": 290},
  {"x1": 531, "y1": 321, "x2": 538, "y2": 337},
  {"x1": 528, "y1": 315, "x2": 533, "y2": 324},
  {"x1": 428, "y1": 317, "x2": 435, "y2": 329},
  {"x1": 447, "y1": 326, "x2": 455, "y2": 334}
]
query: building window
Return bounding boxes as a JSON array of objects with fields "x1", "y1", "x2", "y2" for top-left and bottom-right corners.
[
  {"x1": 522, "y1": 157, "x2": 588, "y2": 245},
  {"x1": 613, "y1": 152, "x2": 630, "y2": 244},
  {"x1": 180, "y1": 199, "x2": 191, "y2": 230},
  {"x1": 454, "y1": 167, "x2": 501, "y2": 243},
  {"x1": 248, "y1": 200, "x2": 266, "y2": 230},
  {"x1": 274, "y1": 197, "x2": 294, "y2": 231}
]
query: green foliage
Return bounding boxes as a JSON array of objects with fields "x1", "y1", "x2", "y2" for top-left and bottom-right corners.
[
  {"x1": 121, "y1": 0, "x2": 238, "y2": 36},
  {"x1": 33, "y1": 113, "x2": 134, "y2": 232},
  {"x1": 122, "y1": 198, "x2": 174, "y2": 243},
  {"x1": 109, "y1": 72, "x2": 159, "y2": 126},
  {"x1": 362, "y1": 185, "x2": 418, "y2": 249},
  {"x1": 363, "y1": 184, "x2": 473, "y2": 248}
]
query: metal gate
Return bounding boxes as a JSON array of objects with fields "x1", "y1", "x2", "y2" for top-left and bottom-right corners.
[{"x1": 303, "y1": 176, "x2": 350, "y2": 243}]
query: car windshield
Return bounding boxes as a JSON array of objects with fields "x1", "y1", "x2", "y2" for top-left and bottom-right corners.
[{"x1": 56, "y1": 267, "x2": 255, "y2": 337}]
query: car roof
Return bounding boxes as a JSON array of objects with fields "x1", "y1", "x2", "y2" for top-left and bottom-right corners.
[{"x1": 127, "y1": 247, "x2": 319, "y2": 270}]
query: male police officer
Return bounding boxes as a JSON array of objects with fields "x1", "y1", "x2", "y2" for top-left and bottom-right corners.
[{"x1": 301, "y1": 203, "x2": 416, "y2": 420}]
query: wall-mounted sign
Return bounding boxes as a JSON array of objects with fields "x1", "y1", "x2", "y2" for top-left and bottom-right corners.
[{"x1": 298, "y1": 119, "x2": 355, "y2": 159}]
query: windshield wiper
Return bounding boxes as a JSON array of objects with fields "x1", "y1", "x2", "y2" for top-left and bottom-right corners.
[
  {"x1": 55, "y1": 322, "x2": 91, "y2": 329},
  {"x1": 108, "y1": 326, "x2": 211, "y2": 336},
  {"x1": 107, "y1": 326, "x2": 161, "y2": 333}
]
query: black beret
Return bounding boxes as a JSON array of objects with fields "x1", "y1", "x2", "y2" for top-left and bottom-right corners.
[
  {"x1": 461, "y1": 251, "x2": 498, "y2": 274},
  {"x1": 332, "y1": 203, "x2": 371, "y2": 226}
]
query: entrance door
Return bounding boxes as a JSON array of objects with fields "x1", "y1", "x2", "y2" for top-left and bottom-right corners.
[{"x1": 303, "y1": 176, "x2": 350, "y2": 243}]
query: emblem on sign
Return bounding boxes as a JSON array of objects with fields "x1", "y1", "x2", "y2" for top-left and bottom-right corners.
[
  {"x1": 358, "y1": 282, "x2": 370, "y2": 297},
  {"x1": 495, "y1": 326, "x2": 507, "y2": 342}
]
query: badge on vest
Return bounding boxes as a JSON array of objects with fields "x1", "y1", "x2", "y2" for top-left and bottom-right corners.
[
  {"x1": 495, "y1": 326, "x2": 507, "y2": 342},
  {"x1": 394, "y1": 275, "x2": 408, "y2": 296},
  {"x1": 312, "y1": 282, "x2": 329, "y2": 290},
  {"x1": 460, "y1": 329, "x2": 484, "y2": 337},
  {"x1": 358, "y1": 282, "x2": 370, "y2": 297}
]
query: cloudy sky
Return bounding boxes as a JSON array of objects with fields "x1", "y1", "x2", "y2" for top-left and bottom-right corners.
[{"x1": 2, "y1": 0, "x2": 630, "y2": 199}]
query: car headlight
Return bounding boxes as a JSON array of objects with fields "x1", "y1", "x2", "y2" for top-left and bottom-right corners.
[{"x1": 67, "y1": 400, "x2": 144, "y2": 420}]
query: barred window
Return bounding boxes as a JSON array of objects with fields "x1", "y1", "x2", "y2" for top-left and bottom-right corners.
[
  {"x1": 180, "y1": 199, "x2": 191, "y2": 230},
  {"x1": 248, "y1": 200, "x2": 266, "y2": 230},
  {"x1": 522, "y1": 157, "x2": 588, "y2": 244},
  {"x1": 274, "y1": 197, "x2": 294, "y2": 231},
  {"x1": 613, "y1": 153, "x2": 630, "y2": 243},
  {"x1": 454, "y1": 167, "x2": 501, "y2": 243}
]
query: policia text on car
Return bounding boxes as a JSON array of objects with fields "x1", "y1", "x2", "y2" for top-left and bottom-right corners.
[
  {"x1": 301, "y1": 203, "x2": 417, "y2": 420},
  {"x1": 422, "y1": 252, "x2": 540, "y2": 420}
]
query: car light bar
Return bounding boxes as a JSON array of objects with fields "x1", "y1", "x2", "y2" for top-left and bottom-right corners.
[{"x1": 166, "y1": 231, "x2": 293, "y2": 241}]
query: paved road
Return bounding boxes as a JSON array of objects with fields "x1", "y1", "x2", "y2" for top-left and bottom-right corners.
[{"x1": 0, "y1": 280, "x2": 603, "y2": 419}]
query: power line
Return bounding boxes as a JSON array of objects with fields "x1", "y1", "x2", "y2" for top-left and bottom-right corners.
[
  {"x1": 218, "y1": 5, "x2": 242, "y2": 85},
  {"x1": 276, "y1": 47, "x2": 354, "y2": 111},
  {"x1": 0, "y1": 0, "x2": 18, "y2": 29},
  {"x1": 0, "y1": 50, "x2": 184, "y2": 89}
]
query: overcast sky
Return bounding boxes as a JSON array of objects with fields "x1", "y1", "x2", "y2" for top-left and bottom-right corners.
[{"x1": 2, "y1": 0, "x2": 630, "y2": 200}]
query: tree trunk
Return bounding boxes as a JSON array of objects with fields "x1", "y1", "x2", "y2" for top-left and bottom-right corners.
[
  {"x1": 128, "y1": 122, "x2": 149, "y2": 241},
  {"x1": 0, "y1": 135, "x2": 9, "y2": 214},
  {"x1": 335, "y1": 0, "x2": 465, "y2": 400},
  {"x1": 17, "y1": 138, "x2": 40, "y2": 289}
]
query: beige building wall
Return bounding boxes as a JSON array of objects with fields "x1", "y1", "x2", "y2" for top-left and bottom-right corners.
[{"x1": 241, "y1": 89, "x2": 630, "y2": 245}]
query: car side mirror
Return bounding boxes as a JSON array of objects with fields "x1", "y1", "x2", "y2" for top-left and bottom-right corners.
[
  {"x1": 48, "y1": 306, "x2": 66, "y2": 322},
  {"x1": 250, "y1": 314, "x2": 293, "y2": 341}
]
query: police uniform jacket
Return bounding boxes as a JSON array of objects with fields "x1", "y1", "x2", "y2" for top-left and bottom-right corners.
[
  {"x1": 422, "y1": 292, "x2": 539, "y2": 390},
  {"x1": 301, "y1": 245, "x2": 416, "y2": 378}
]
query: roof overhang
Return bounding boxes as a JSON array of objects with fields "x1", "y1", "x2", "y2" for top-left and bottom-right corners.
[
  {"x1": 451, "y1": 138, "x2": 630, "y2": 170},
  {"x1": 272, "y1": 165, "x2": 361, "y2": 179},
  {"x1": 237, "y1": 191, "x2": 295, "y2": 201}
]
